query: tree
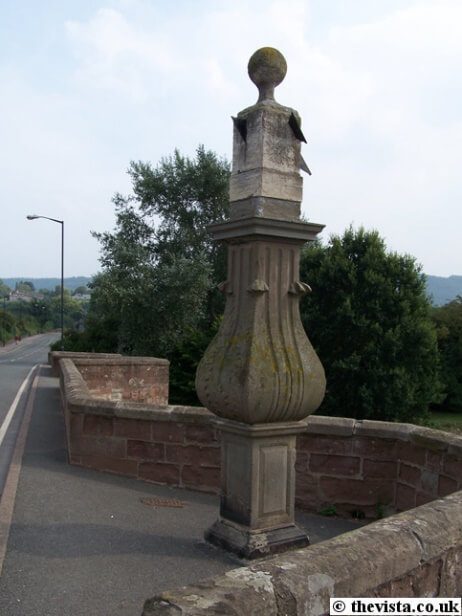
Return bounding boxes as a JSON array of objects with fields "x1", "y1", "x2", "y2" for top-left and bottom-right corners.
[
  {"x1": 299, "y1": 227, "x2": 441, "y2": 422},
  {"x1": 431, "y1": 296, "x2": 462, "y2": 411},
  {"x1": 0, "y1": 279, "x2": 10, "y2": 298},
  {"x1": 0, "y1": 309, "x2": 16, "y2": 345},
  {"x1": 125, "y1": 144, "x2": 230, "y2": 322},
  {"x1": 81, "y1": 146, "x2": 230, "y2": 400},
  {"x1": 15, "y1": 281, "x2": 35, "y2": 293},
  {"x1": 72, "y1": 286, "x2": 90, "y2": 296}
]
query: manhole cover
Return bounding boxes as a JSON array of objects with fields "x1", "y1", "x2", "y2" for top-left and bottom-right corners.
[{"x1": 139, "y1": 496, "x2": 185, "y2": 508}]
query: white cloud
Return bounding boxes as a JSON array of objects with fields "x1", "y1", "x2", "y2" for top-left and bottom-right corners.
[
  {"x1": 66, "y1": 7, "x2": 178, "y2": 102},
  {"x1": 0, "y1": 68, "x2": 128, "y2": 277},
  {"x1": 0, "y1": 0, "x2": 460, "y2": 277}
]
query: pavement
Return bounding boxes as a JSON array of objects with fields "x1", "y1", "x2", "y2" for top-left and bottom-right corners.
[{"x1": 0, "y1": 364, "x2": 367, "y2": 616}]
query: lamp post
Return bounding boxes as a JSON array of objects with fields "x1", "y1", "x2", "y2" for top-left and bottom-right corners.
[{"x1": 27, "y1": 214, "x2": 64, "y2": 351}]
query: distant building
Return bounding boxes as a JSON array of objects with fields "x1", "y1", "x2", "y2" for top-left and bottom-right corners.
[
  {"x1": 9, "y1": 291, "x2": 44, "y2": 303},
  {"x1": 73, "y1": 293, "x2": 91, "y2": 301},
  {"x1": 9, "y1": 291, "x2": 33, "y2": 303}
]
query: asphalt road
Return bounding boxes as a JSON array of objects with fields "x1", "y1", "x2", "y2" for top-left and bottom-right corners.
[
  {"x1": 0, "y1": 333, "x2": 59, "y2": 496},
  {"x1": 0, "y1": 332, "x2": 59, "y2": 421}
]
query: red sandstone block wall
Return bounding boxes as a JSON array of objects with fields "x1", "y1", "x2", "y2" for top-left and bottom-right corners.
[
  {"x1": 75, "y1": 360, "x2": 169, "y2": 405},
  {"x1": 66, "y1": 410, "x2": 462, "y2": 519},
  {"x1": 69, "y1": 413, "x2": 221, "y2": 493},
  {"x1": 295, "y1": 432, "x2": 462, "y2": 518},
  {"x1": 59, "y1": 355, "x2": 462, "y2": 519}
]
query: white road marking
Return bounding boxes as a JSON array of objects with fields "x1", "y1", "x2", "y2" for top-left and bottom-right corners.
[
  {"x1": 0, "y1": 365, "x2": 37, "y2": 448},
  {"x1": 0, "y1": 367, "x2": 41, "y2": 577}
]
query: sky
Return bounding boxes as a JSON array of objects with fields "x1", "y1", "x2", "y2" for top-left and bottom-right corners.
[{"x1": 0, "y1": 0, "x2": 461, "y2": 279}]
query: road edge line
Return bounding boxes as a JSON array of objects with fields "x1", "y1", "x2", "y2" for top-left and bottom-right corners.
[{"x1": 0, "y1": 364, "x2": 40, "y2": 577}]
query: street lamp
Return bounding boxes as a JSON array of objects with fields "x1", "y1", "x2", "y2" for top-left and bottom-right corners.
[{"x1": 27, "y1": 214, "x2": 64, "y2": 351}]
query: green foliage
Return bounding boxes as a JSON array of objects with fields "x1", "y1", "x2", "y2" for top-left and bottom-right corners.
[
  {"x1": 428, "y1": 410, "x2": 462, "y2": 434},
  {"x1": 318, "y1": 505, "x2": 337, "y2": 517},
  {"x1": 0, "y1": 284, "x2": 85, "y2": 346},
  {"x1": 87, "y1": 255, "x2": 213, "y2": 357},
  {"x1": 72, "y1": 285, "x2": 90, "y2": 296},
  {"x1": 2, "y1": 277, "x2": 92, "y2": 293},
  {"x1": 431, "y1": 296, "x2": 462, "y2": 411},
  {"x1": 124, "y1": 144, "x2": 230, "y2": 322},
  {"x1": 50, "y1": 329, "x2": 92, "y2": 353},
  {"x1": 0, "y1": 309, "x2": 16, "y2": 344},
  {"x1": 0, "y1": 279, "x2": 10, "y2": 298},
  {"x1": 376, "y1": 502, "x2": 386, "y2": 519},
  {"x1": 15, "y1": 280, "x2": 35, "y2": 293},
  {"x1": 167, "y1": 319, "x2": 221, "y2": 405},
  {"x1": 15, "y1": 316, "x2": 40, "y2": 337},
  {"x1": 300, "y1": 227, "x2": 441, "y2": 422}
]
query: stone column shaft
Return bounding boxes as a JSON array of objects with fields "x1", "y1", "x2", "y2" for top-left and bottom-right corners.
[{"x1": 197, "y1": 219, "x2": 325, "y2": 425}]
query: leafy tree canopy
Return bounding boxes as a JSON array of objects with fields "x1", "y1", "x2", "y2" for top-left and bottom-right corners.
[
  {"x1": 300, "y1": 227, "x2": 441, "y2": 422},
  {"x1": 72, "y1": 286, "x2": 90, "y2": 296},
  {"x1": 85, "y1": 146, "x2": 230, "y2": 389},
  {"x1": 431, "y1": 296, "x2": 462, "y2": 411},
  {"x1": 0, "y1": 280, "x2": 10, "y2": 298},
  {"x1": 15, "y1": 280, "x2": 35, "y2": 293}
]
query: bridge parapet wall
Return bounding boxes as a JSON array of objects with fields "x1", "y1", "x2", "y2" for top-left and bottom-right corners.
[{"x1": 56, "y1": 355, "x2": 462, "y2": 609}]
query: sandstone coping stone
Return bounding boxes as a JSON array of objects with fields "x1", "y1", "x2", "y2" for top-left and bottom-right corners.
[
  {"x1": 142, "y1": 491, "x2": 462, "y2": 615},
  {"x1": 304, "y1": 416, "x2": 355, "y2": 436},
  {"x1": 73, "y1": 356, "x2": 169, "y2": 367},
  {"x1": 49, "y1": 350, "x2": 122, "y2": 376},
  {"x1": 353, "y1": 420, "x2": 417, "y2": 440}
]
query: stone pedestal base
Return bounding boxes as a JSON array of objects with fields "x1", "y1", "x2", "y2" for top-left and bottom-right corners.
[
  {"x1": 205, "y1": 419, "x2": 309, "y2": 559},
  {"x1": 205, "y1": 518, "x2": 308, "y2": 560}
]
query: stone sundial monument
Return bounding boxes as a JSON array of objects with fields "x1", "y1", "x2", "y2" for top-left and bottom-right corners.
[{"x1": 196, "y1": 47, "x2": 326, "y2": 559}]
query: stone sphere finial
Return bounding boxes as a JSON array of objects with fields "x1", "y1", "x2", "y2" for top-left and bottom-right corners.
[{"x1": 248, "y1": 47, "x2": 287, "y2": 103}]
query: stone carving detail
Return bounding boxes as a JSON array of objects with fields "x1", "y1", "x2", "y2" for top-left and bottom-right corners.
[
  {"x1": 289, "y1": 281, "x2": 312, "y2": 295},
  {"x1": 197, "y1": 240, "x2": 325, "y2": 424}
]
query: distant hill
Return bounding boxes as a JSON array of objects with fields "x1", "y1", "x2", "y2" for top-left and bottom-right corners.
[
  {"x1": 1, "y1": 276, "x2": 93, "y2": 292},
  {"x1": 426, "y1": 275, "x2": 462, "y2": 306},
  {"x1": 2, "y1": 274, "x2": 460, "y2": 306}
]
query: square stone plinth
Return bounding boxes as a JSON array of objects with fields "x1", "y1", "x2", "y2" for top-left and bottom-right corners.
[{"x1": 205, "y1": 419, "x2": 309, "y2": 559}]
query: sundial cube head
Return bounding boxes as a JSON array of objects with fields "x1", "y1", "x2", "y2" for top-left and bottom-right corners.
[{"x1": 229, "y1": 47, "x2": 305, "y2": 221}]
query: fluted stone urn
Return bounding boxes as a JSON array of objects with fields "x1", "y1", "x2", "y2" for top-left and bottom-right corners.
[{"x1": 196, "y1": 47, "x2": 326, "y2": 559}]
